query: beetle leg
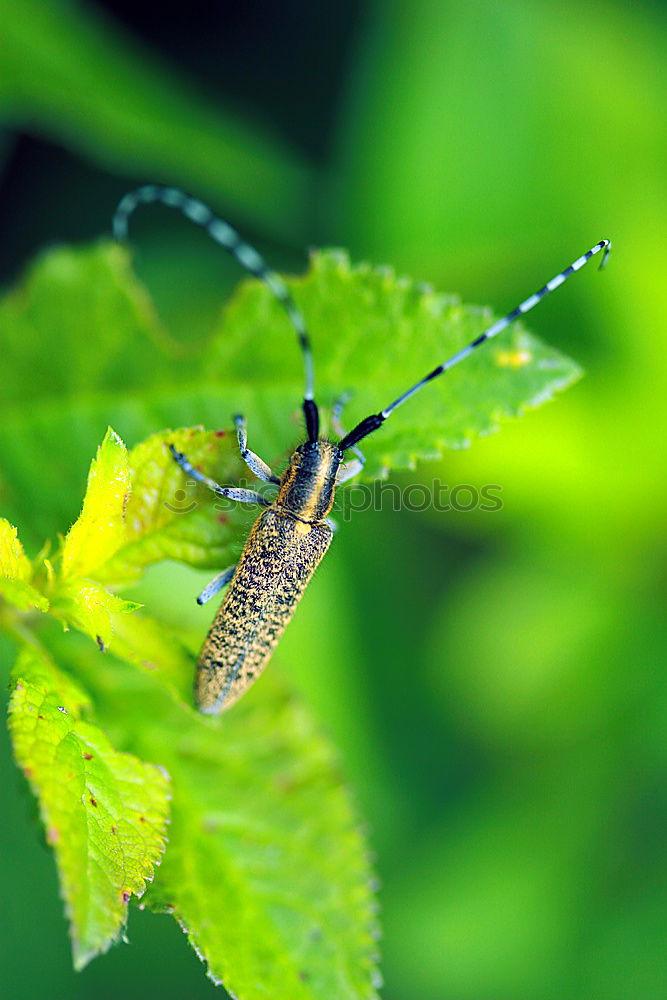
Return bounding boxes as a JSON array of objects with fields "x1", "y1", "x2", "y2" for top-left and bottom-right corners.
[
  {"x1": 197, "y1": 564, "x2": 237, "y2": 605},
  {"x1": 234, "y1": 413, "x2": 280, "y2": 484},
  {"x1": 332, "y1": 393, "x2": 366, "y2": 473},
  {"x1": 169, "y1": 444, "x2": 270, "y2": 506},
  {"x1": 337, "y1": 458, "x2": 364, "y2": 485}
]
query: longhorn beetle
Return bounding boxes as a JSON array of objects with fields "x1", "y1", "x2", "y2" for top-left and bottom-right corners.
[{"x1": 113, "y1": 185, "x2": 610, "y2": 713}]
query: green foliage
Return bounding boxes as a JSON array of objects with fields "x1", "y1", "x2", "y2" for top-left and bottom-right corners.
[
  {"x1": 142, "y1": 686, "x2": 380, "y2": 999},
  {"x1": 211, "y1": 249, "x2": 581, "y2": 477},
  {"x1": 2, "y1": 3, "x2": 665, "y2": 998},
  {"x1": 0, "y1": 243, "x2": 580, "y2": 548},
  {"x1": 59, "y1": 427, "x2": 131, "y2": 579},
  {"x1": 0, "y1": 238, "x2": 580, "y2": 997},
  {"x1": 50, "y1": 428, "x2": 138, "y2": 645},
  {"x1": 8, "y1": 644, "x2": 170, "y2": 970},
  {"x1": 76, "y1": 650, "x2": 381, "y2": 998},
  {"x1": 1, "y1": 412, "x2": 380, "y2": 996},
  {"x1": 97, "y1": 427, "x2": 246, "y2": 585},
  {"x1": 0, "y1": 519, "x2": 49, "y2": 612}
]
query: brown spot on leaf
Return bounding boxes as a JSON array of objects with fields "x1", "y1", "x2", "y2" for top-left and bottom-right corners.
[
  {"x1": 82, "y1": 752, "x2": 93, "y2": 760},
  {"x1": 217, "y1": 514, "x2": 228, "y2": 525},
  {"x1": 215, "y1": 429, "x2": 226, "y2": 437},
  {"x1": 111, "y1": 826, "x2": 117, "y2": 835},
  {"x1": 89, "y1": 797, "x2": 98, "y2": 808},
  {"x1": 121, "y1": 891, "x2": 131, "y2": 904},
  {"x1": 139, "y1": 815, "x2": 146, "y2": 823}
]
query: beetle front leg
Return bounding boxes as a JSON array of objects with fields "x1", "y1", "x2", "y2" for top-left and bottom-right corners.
[
  {"x1": 234, "y1": 414, "x2": 280, "y2": 484},
  {"x1": 333, "y1": 393, "x2": 366, "y2": 483},
  {"x1": 169, "y1": 444, "x2": 270, "y2": 506}
]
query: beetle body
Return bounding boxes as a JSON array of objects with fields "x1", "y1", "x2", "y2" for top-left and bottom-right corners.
[
  {"x1": 197, "y1": 442, "x2": 341, "y2": 712},
  {"x1": 114, "y1": 184, "x2": 609, "y2": 714}
]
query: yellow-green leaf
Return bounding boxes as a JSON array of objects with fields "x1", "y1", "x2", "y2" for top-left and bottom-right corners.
[
  {"x1": 60, "y1": 427, "x2": 130, "y2": 580},
  {"x1": 0, "y1": 518, "x2": 32, "y2": 579},
  {"x1": 98, "y1": 427, "x2": 246, "y2": 586},
  {"x1": 52, "y1": 579, "x2": 140, "y2": 648},
  {"x1": 0, "y1": 577, "x2": 49, "y2": 612},
  {"x1": 0, "y1": 518, "x2": 49, "y2": 612},
  {"x1": 8, "y1": 645, "x2": 171, "y2": 970}
]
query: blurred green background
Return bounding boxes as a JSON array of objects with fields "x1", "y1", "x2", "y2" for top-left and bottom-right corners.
[{"x1": 1, "y1": 1, "x2": 666, "y2": 998}]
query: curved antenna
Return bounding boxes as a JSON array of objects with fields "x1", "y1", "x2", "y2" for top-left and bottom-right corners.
[
  {"x1": 113, "y1": 185, "x2": 319, "y2": 441},
  {"x1": 339, "y1": 239, "x2": 611, "y2": 451}
]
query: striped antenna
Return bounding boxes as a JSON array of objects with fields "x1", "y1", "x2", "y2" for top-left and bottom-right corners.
[
  {"x1": 112, "y1": 185, "x2": 320, "y2": 441},
  {"x1": 339, "y1": 239, "x2": 611, "y2": 451}
]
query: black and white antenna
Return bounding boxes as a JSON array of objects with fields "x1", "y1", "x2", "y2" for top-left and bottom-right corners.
[
  {"x1": 339, "y1": 239, "x2": 611, "y2": 451},
  {"x1": 112, "y1": 185, "x2": 320, "y2": 441}
]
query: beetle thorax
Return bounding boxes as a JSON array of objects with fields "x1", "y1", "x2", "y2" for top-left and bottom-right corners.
[{"x1": 276, "y1": 441, "x2": 343, "y2": 522}]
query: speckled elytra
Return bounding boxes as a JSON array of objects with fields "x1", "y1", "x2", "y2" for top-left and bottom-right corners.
[{"x1": 114, "y1": 185, "x2": 610, "y2": 713}]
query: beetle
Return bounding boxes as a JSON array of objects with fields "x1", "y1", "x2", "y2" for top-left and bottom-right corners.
[{"x1": 113, "y1": 185, "x2": 610, "y2": 713}]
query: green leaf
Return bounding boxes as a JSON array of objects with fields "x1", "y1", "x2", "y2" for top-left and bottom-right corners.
[
  {"x1": 0, "y1": 518, "x2": 49, "y2": 612},
  {"x1": 98, "y1": 426, "x2": 247, "y2": 586},
  {"x1": 48, "y1": 427, "x2": 138, "y2": 647},
  {"x1": 7, "y1": 644, "x2": 171, "y2": 970},
  {"x1": 0, "y1": 242, "x2": 580, "y2": 546},
  {"x1": 208, "y1": 249, "x2": 583, "y2": 478},
  {"x1": 147, "y1": 684, "x2": 380, "y2": 998},
  {"x1": 0, "y1": 241, "x2": 254, "y2": 549},
  {"x1": 15, "y1": 422, "x2": 244, "y2": 649},
  {"x1": 68, "y1": 643, "x2": 380, "y2": 999},
  {"x1": 60, "y1": 427, "x2": 131, "y2": 581},
  {"x1": 0, "y1": 517, "x2": 32, "y2": 579},
  {"x1": 50, "y1": 579, "x2": 140, "y2": 648},
  {"x1": 107, "y1": 610, "x2": 196, "y2": 707},
  {"x1": 0, "y1": 576, "x2": 49, "y2": 613},
  {"x1": 0, "y1": 243, "x2": 175, "y2": 411}
]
